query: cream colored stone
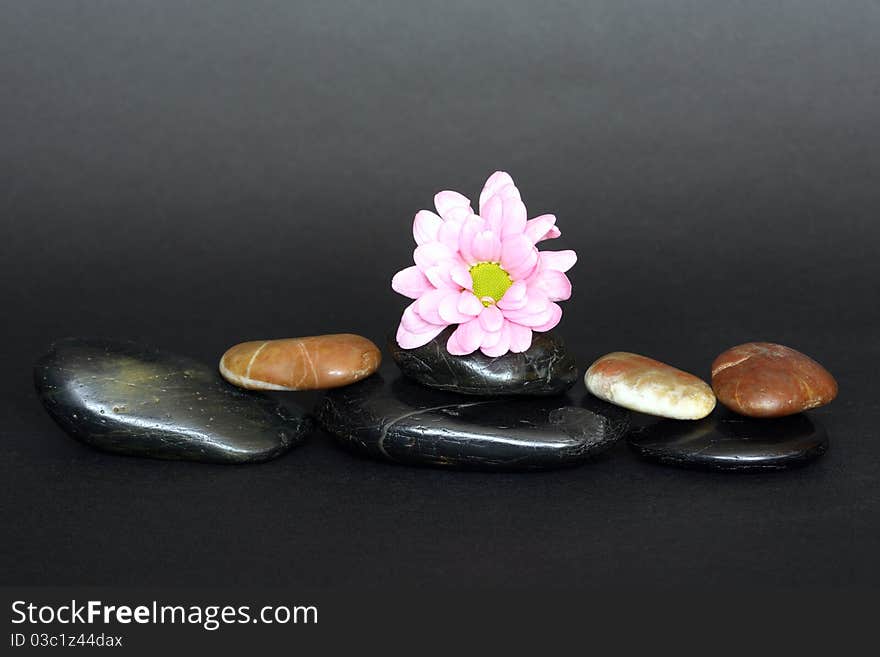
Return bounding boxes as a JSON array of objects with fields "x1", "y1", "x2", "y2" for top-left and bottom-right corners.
[{"x1": 585, "y1": 351, "x2": 716, "y2": 420}]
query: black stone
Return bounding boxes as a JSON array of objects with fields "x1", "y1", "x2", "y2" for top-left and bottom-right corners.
[
  {"x1": 34, "y1": 338, "x2": 312, "y2": 463},
  {"x1": 388, "y1": 327, "x2": 578, "y2": 396},
  {"x1": 628, "y1": 410, "x2": 828, "y2": 471},
  {"x1": 317, "y1": 365, "x2": 629, "y2": 470}
]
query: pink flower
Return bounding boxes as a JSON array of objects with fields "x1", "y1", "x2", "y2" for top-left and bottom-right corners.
[{"x1": 392, "y1": 171, "x2": 576, "y2": 357}]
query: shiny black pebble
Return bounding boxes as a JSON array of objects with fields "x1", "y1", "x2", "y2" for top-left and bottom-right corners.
[
  {"x1": 628, "y1": 410, "x2": 828, "y2": 471},
  {"x1": 34, "y1": 338, "x2": 312, "y2": 463},
  {"x1": 318, "y1": 366, "x2": 629, "y2": 470},
  {"x1": 388, "y1": 327, "x2": 578, "y2": 396}
]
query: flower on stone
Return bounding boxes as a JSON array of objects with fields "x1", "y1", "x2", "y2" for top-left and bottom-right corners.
[{"x1": 392, "y1": 171, "x2": 576, "y2": 357}]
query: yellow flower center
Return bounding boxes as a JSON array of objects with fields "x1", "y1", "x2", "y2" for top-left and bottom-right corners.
[{"x1": 470, "y1": 262, "x2": 512, "y2": 306}]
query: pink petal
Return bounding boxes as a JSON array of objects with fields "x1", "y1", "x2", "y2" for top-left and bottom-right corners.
[
  {"x1": 539, "y1": 250, "x2": 577, "y2": 273},
  {"x1": 450, "y1": 262, "x2": 473, "y2": 290},
  {"x1": 437, "y1": 217, "x2": 464, "y2": 250},
  {"x1": 497, "y1": 280, "x2": 528, "y2": 310},
  {"x1": 439, "y1": 291, "x2": 476, "y2": 324},
  {"x1": 532, "y1": 302, "x2": 563, "y2": 332},
  {"x1": 524, "y1": 214, "x2": 557, "y2": 243},
  {"x1": 445, "y1": 330, "x2": 468, "y2": 355},
  {"x1": 499, "y1": 235, "x2": 531, "y2": 269},
  {"x1": 478, "y1": 304, "x2": 504, "y2": 332},
  {"x1": 423, "y1": 258, "x2": 467, "y2": 290},
  {"x1": 391, "y1": 266, "x2": 432, "y2": 299},
  {"x1": 505, "y1": 308, "x2": 555, "y2": 328},
  {"x1": 437, "y1": 206, "x2": 472, "y2": 247},
  {"x1": 502, "y1": 289, "x2": 553, "y2": 327},
  {"x1": 507, "y1": 322, "x2": 533, "y2": 352},
  {"x1": 397, "y1": 322, "x2": 448, "y2": 349},
  {"x1": 447, "y1": 318, "x2": 484, "y2": 355},
  {"x1": 413, "y1": 242, "x2": 454, "y2": 271},
  {"x1": 481, "y1": 326, "x2": 503, "y2": 349},
  {"x1": 481, "y1": 184, "x2": 522, "y2": 234},
  {"x1": 536, "y1": 269, "x2": 572, "y2": 301},
  {"x1": 500, "y1": 198, "x2": 527, "y2": 237},
  {"x1": 480, "y1": 322, "x2": 511, "y2": 357},
  {"x1": 481, "y1": 195, "x2": 504, "y2": 234},
  {"x1": 443, "y1": 205, "x2": 471, "y2": 222},
  {"x1": 422, "y1": 267, "x2": 443, "y2": 289},
  {"x1": 500, "y1": 234, "x2": 539, "y2": 279},
  {"x1": 458, "y1": 215, "x2": 486, "y2": 265},
  {"x1": 471, "y1": 230, "x2": 503, "y2": 263},
  {"x1": 413, "y1": 210, "x2": 443, "y2": 245},
  {"x1": 457, "y1": 290, "x2": 484, "y2": 316},
  {"x1": 523, "y1": 286, "x2": 551, "y2": 312},
  {"x1": 496, "y1": 183, "x2": 522, "y2": 203},
  {"x1": 415, "y1": 288, "x2": 458, "y2": 325},
  {"x1": 397, "y1": 304, "x2": 448, "y2": 348},
  {"x1": 434, "y1": 190, "x2": 471, "y2": 218},
  {"x1": 541, "y1": 226, "x2": 562, "y2": 241},
  {"x1": 400, "y1": 302, "x2": 433, "y2": 332},
  {"x1": 479, "y1": 171, "x2": 516, "y2": 212},
  {"x1": 510, "y1": 252, "x2": 539, "y2": 279}
]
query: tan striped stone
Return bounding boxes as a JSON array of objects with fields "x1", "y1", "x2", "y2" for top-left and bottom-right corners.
[{"x1": 220, "y1": 334, "x2": 381, "y2": 391}]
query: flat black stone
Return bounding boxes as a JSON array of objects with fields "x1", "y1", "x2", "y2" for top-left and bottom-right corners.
[
  {"x1": 628, "y1": 410, "x2": 828, "y2": 471},
  {"x1": 388, "y1": 327, "x2": 578, "y2": 396},
  {"x1": 34, "y1": 338, "x2": 312, "y2": 463},
  {"x1": 317, "y1": 365, "x2": 629, "y2": 470}
]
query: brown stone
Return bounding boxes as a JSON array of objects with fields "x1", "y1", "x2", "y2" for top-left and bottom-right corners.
[
  {"x1": 711, "y1": 342, "x2": 837, "y2": 418},
  {"x1": 219, "y1": 334, "x2": 381, "y2": 391}
]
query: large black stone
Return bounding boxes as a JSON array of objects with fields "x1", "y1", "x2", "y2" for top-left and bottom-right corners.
[
  {"x1": 388, "y1": 327, "x2": 578, "y2": 396},
  {"x1": 317, "y1": 365, "x2": 629, "y2": 470},
  {"x1": 34, "y1": 338, "x2": 312, "y2": 463},
  {"x1": 628, "y1": 410, "x2": 828, "y2": 471}
]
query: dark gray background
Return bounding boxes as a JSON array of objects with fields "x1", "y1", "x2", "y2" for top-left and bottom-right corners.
[{"x1": 1, "y1": 1, "x2": 878, "y2": 588}]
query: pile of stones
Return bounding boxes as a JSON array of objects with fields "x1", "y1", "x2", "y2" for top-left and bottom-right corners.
[{"x1": 34, "y1": 332, "x2": 836, "y2": 472}]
